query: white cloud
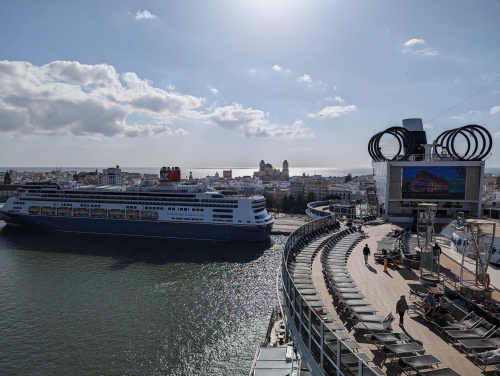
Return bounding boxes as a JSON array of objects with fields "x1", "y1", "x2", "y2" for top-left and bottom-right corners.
[
  {"x1": 323, "y1": 96, "x2": 344, "y2": 103},
  {"x1": 0, "y1": 60, "x2": 203, "y2": 138},
  {"x1": 451, "y1": 110, "x2": 480, "y2": 121},
  {"x1": 309, "y1": 105, "x2": 357, "y2": 118},
  {"x1": 272, "y1": 64, "x2": 291, "y2": 73},
  {"x1": 423, "y1": 123, "x2": 433, "y2": 129},
  {"x1": 0, "y1": 60, "x2": 313, "y2": 140},
  {"x1": 206, "y1": 104, "x2": 311, "y2": 138},
  {"x1": 494, "y1": 130, "x2": 500, "y2": 139},
  {"x1": 297, "y1": 74, "x2": 312, "y2": 85},
  {"x1": 402, "y1": 38, "x2": 438, "y2": 56},
  {"x1": 490, "y1": 106, "x2": 500, "y2": 115},
  {"x1": 166, "y1": 84, "x2": 176, "y2": 91},
  {"x1": 404, "y1": 38, "x2": 425, "y2": 48},
  {"x1": 207, "y1": 85, "x2": 218, "y2": 94},
  {"x1": 297, "y1": 74, "x2": 313, "y2": 88},
  {"x1": 135, "y1": 10, "x2": 158, "y2": 20}
]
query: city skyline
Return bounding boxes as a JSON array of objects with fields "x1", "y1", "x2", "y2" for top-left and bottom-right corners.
[{"x1": 1, "y1": 0, "x2": 499, "y2": 168}]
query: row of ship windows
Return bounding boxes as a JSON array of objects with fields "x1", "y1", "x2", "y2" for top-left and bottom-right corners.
[
  {"x1": 22, "y1": 202, "x2": 212, "y2": 212},
  {"x1": 25, "y1": 193, "x2": 239, "y2": 205},
  {"x1": 15, "y1": 206, "x2": 256, "y2": 224},
  {"x1": 21, "y1": 198, "x2": 238, "y2": 208}
]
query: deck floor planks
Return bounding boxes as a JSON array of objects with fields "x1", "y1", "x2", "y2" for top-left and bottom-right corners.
[{"x1": 311, "y1": 222, "x2": 485, "y2": 375}]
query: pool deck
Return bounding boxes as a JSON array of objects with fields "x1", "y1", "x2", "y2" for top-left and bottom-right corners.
[{"x1": 310, "y1": 221, "x2": 499, "y2": 375}]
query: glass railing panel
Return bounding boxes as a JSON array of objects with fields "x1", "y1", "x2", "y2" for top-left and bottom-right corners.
[
  {"x1": 339, "y1": 341, "x2": 357, "y2": 375},
  {"x1": 310, "y1": 340, "x2": 321, "y2": 363},
  {"x1": 324, "y1": 340, "x2": 336, "y2": 359},
  {"x1": 311, "y1": 325, "x2": 320, "y2": 343},
  {"x1": 300, "y1": 322, "x2": 309, "y2": 343},
  {"x1": 360, "y1": 365, "x2": 379, "y2": 376}
]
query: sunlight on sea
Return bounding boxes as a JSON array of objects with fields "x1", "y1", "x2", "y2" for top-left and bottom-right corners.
[{"x1": 0, "y1": 224, "x2": 285, "y2": 375}]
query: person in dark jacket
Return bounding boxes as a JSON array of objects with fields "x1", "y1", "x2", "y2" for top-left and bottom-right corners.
[
  {"x1": 396, "y1": 295, "x2": 409, "y2": 330},
  {"x1": 363, "y1": 244, "x2": 371, "y2": 264}
]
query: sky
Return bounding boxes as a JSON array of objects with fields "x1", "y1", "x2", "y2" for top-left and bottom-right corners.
[{"x1": 0, "y1": 0, "x2": 499, "y2": 169}]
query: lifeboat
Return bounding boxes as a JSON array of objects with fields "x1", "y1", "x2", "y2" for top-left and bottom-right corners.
[
  {"x1": 74, "y1": 208, "x2": 89, "y2": 217},
  {"x1": 41, "y1": 207, "x2": 55, "y2": 215},
  {"x1": 29, "y1": 206, "x2": 40, "y2": 214},
  {"x1": 57, "y1": 207, "x2": 71, "y2": 216},
  {"x1": 91, "y1": 208, "x2": 107, "y2": 217},
  {"x1": 126, "y1": 210, "x2": 139, "y2": 219},
  {"x1": 109, "y1": 209, "x2": 125, "y2": 219},
  {"x1": 141, "y1": 210, "x2": 159, "y2": 220}
]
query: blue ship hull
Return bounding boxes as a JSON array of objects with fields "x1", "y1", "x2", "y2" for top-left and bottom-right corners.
[{"x1": 0, "y1": 213, "x2": 272, "y2": 242}]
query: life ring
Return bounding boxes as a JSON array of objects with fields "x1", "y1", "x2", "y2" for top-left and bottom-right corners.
[{"x1": 485, "y1": 273, "x2": 491, "y2": 289}]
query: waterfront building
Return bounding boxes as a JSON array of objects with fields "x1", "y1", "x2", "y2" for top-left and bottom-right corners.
[
  {"x1": 289, "y1": 174, "x2": 331, "y2": 200},
  {"x1": 254, "y1": 160, "x2": 289, "y2": 181},
  {"x1": 483, "y1": 173, "x2": 499, "y2": 194},
  {"x1": 99, "y1": 165, "x2": 124, "y2": 186},
  {"x1": 289, "y1": 176, "x2": 304, "y2": 198},
  {"x1": 329, "y1": 188, "x2": 352, "y2": 201},
  {"x1": 305, "y1": 175, "x2": 331, "y2": 200},
  {"x1": 275, "y1": 188, "x2": 290, "y2": 202}
]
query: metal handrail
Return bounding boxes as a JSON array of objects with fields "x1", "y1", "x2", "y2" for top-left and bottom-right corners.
[{"x1": 280, "y1": 216, "x2": 381, "y2": 376}]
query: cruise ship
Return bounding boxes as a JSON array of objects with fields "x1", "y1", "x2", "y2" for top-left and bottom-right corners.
[{"x1": 0, "y1": 167, "x2": 274, "y2": 241}]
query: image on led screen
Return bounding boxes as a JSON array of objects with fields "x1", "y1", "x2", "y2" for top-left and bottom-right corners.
[{"x1": 401, "y1": 166, "x2": 466, "y2": 199}]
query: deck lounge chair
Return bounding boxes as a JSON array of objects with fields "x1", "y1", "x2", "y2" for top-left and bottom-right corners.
[
  {"x1": 351, "y1": 314, "x2": 388, "y2": 324},
  {"x1": 397, "y1": 354, "x2": 442, "y2": 374},
  {"x1": 353, "y1": 312, "x2": 394, "y2": 333},
  {"x1": 445, "y1": 322, "x2": 498, "y2": 342},
  {"x1": 458, "y1": 336, "x2": 500, "y2": 355},
  {"x1": 365, "y1": 332, "x2": 409, "y2": 350},
  {"x1": 435, "y1": 301, "x2": 453, "y2": 316},
  {"x1": 472, "y1": 349, "x2": 500, "y2": 371},
  {"x1": 434, "y1": 312, "x2": 483, "y2": 334},
  {"x1": 382, "y1": 342, "x2": 424, "y2": 360},
  {"x1": 417, "y1": 367, "x2": 461, "y2": 375}
]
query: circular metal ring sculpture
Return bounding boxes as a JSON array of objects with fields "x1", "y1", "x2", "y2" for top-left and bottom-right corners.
[
  {"x1": 368, "y1": 127, "x2": 416, "y2": 161},
  {"x1": 434, "y1": 124, "x2": 492, "y2": 161}
]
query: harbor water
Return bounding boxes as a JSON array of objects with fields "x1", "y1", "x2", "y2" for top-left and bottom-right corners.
[{"x1": 0, "y1": 222, "x2": 284, "y2": 375}]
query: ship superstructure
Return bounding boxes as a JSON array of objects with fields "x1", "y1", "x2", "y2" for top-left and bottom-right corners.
[{"x1": 0, "y1": 167, "x2": 274, "y2": 241}]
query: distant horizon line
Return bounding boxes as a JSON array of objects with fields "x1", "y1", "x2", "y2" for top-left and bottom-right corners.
[
  {"x1": 0, "y1": 166, "x2": 375, "y2": 170},
  {"x1": 2, "y1": 165, "x2": 500, "y2": 169}
]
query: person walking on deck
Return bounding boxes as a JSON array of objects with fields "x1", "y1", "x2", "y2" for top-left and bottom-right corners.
[
  {"x1": 432, "y1": 242, "x2": 442, "y2": 273},
  {"x1": 396, "y1": 295, "x2": 409, "y2": 330},
  {"x1": 363, "y1": 244, "x2": 371, "y2": 264}
]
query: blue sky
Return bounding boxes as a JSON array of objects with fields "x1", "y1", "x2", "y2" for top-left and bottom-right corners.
[{"x1": 0, "y1": 0, "x2": 499, "y2": 168}]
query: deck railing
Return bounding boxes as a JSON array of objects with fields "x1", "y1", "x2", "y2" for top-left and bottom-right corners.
[{"x1": 279, "y1": 215, "x2": 381, "y2": 376}]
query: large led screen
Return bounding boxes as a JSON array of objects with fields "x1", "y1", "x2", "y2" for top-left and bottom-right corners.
[{"x1": 401, "y1": 166, "x2": 466, "y2": 199}]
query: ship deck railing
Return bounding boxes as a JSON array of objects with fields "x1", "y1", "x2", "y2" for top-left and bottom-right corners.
[{"x1": 281, "y1": 215, "x2": 384, "y2": 376}]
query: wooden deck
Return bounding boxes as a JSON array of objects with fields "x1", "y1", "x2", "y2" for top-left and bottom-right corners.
[{"x1": 311, "y1": 222, "x2": 494, "y2": 375}]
